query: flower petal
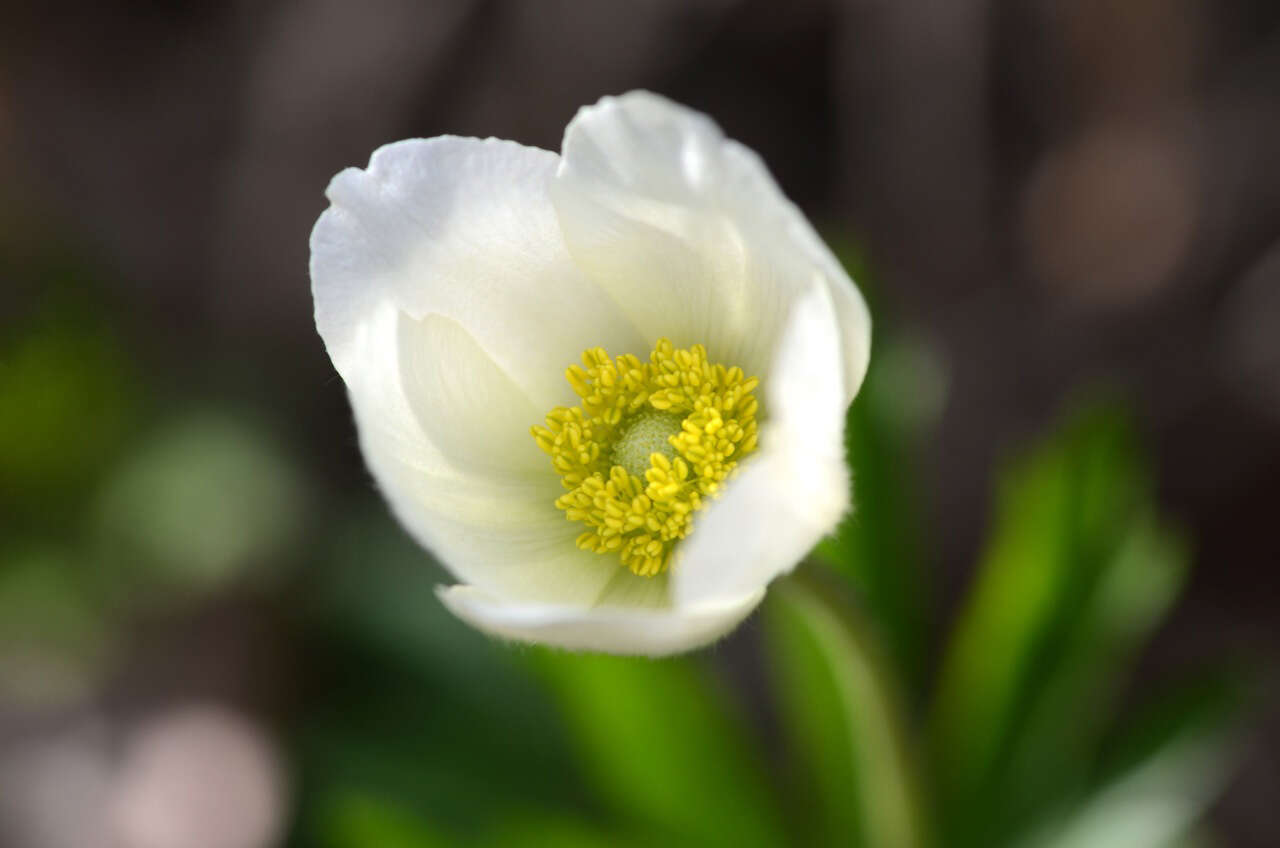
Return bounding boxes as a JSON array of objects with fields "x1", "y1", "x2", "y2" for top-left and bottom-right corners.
[
  {"x1": 437, "y1": 584, "x2": 765, "y2": 656},
  {"x1": 310, "y1": 136, "x2": 652, "y2": 606},
  {"x1": 342, "y1": 301, "x2": 628, "y2": 606},
  {"x1": 397, "y1": 312, "x2": 546, "y2": 477},
  {"x1": 672, "y1": 278, "x2": 850, "y2": 606},
  {"x1": 311, "y1": 135, "x2": 646, "y2": 412},
  {"x1": 553, "y1": 90, "x2": 871, "y2": 401}
]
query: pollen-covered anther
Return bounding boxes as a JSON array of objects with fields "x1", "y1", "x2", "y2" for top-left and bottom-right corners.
[{"x1": 531, "y1": 339, "x2": 761, "y2": 577}]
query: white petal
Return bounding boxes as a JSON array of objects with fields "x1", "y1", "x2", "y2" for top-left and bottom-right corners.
[
  {"x1": 311, "y1": 135, "x2": 646, "y2": 412},
  {"x1": 397, "y1": 312, "x2": 546, "y2": 477},
  {"x1": 553, "y1": 91, "x2": 871, "y2": 400},
  {"x1": 310, "y1": 137, "x2": 651, "y2": 606},
  {"x1": 342, "y1": 301, "x2": 628, "y2": 606},
  {"x1": 672, "y1": 278, "x2": 850, "y2": 606},
  {"x1": 437, "y1": 584, "x2": 765, "y2": 656}
]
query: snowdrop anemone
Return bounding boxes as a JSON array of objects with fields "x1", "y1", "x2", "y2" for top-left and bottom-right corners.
[{"x1": 310, "y1": 91, "x2": 871, "y2": 655}]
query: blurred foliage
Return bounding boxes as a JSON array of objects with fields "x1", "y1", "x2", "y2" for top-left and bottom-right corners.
[
  {"x1": 528, "y1": 650, "x2": 785, "y2": 848},
  {"x1": 765, "y1": 572, "x2": 928, "y2": 848},
  {"x1": 92, "y1": 411, "x2": 305, "y2": 600},
  {"x1": 925, "y1": 403, "x2": 1245, "y2": 848},
  {"x1": 0, "y1": 250, "x2": 1254, "y2": 847},
  {"x1": 0, "y1": 546, "x2": 110, "y2": 705},
  {"x1": 812, "y1": 237, "x2": 944, "y2": 694},
  {"x1": 812, "y1": 330, "x2": 941, "y2": 696},
  {"x1": 0, "y1": 284, "x2": 308, "y2": 707},
  {"x1": 0, "y1": 314, "x2": 137, "y2": 519}
]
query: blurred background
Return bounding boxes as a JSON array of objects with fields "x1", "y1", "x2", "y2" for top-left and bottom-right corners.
[{"x1": 2, "y1": 1, "x2": 1278, "y2": 846}]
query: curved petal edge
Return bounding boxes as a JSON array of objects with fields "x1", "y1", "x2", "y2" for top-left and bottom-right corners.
[{"x1": 437, "y1": 585, "x2": 766, "y2": 656}]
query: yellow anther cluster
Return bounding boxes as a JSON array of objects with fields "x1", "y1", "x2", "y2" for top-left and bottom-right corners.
[{"x1": 531, "y1": 339, "x2": 760, "y2": 577}]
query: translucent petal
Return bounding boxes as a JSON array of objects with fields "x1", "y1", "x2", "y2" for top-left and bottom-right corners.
[
  {"x1": 343, "y1": 303, "x2": 625, "y2": 605},
  {"x1": 311, "y1": 135, "x2": 646, "y2": 412},
  {"x1": 437, "y1": 584, "x2": 765, "y2": 656},
  {"x1": 553, "y1": 91, "x2": 870, "y2": 400},
  {"x1": 673, "y1": 279, "x2": 850, "y2": 605},
  {"x1": 309, "y1": 136, "x2": 651, "y2": 605},
  {"x1": 398, "y1": 313, "x2": 546, "y2": 478}
]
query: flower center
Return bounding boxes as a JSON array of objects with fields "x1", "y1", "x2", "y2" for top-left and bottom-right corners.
[
  {"x1": 531, "y1": 339, "x2": 760, "y2": 578},
  {"x1": 611, "y1": 410, "x2": 683, "y2": 478}
]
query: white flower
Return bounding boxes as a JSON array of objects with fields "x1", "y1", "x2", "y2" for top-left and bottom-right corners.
[{"x1": 309, "y1": 91, "x2": 871, "y2": 656}]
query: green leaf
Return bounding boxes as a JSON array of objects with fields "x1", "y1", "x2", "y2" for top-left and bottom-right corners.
[
  {"x1": 314, "y1": 793, "x2": 459, "y2": 848},
  {"x1": 1013, "y1": 676, "x2": 1244, "y2": 848},
  {"x1": 1095, "y1": 672, "x2": 1247, "y2": 793},
  {"x1": 928, "y1": 402, "x2": 1171, "y2": 844},
  {"x1": 476, "y1": 814, "x2": 653, "y2": 848},
  {"x1": 764, "y1": 572, "x2": 929, "y2": 848},
  {"x1": 527, "y1": 649, "x2": 786, "y2": 848},
  {"x1": 992, "y1": 512, "x2": 1189, "y2": 830},
  {"x1": 813, "y1": 334, "x2": 942, "y2": 693}
]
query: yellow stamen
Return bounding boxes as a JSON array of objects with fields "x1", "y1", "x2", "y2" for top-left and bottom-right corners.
[{"x1": 531, "y1": 339, "x2": 760, "y2": 577}]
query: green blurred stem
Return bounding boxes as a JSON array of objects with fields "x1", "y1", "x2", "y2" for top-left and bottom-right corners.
[{"x1": 772, "y1": 571, "x2": 931, "y2": 848}]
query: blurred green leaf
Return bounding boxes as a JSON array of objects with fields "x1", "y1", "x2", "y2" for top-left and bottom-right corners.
[
  {"x1": 1013, "y1": 675, "x2": 1244, "y2": 848},
  {"x1": 0, "y1": 321, "x2": 137, "y2": 517},
  {"x1": 1095, "y1": 671, "x2": 1248, "y2": 793},
  {"x1": 928, "y1": 402, "x2": 1173, "y2": 844},
  {"x1": 477, "y1": 814, "x2": 652, "y2": 848},
  {"x1": 994, "y1": 512, "x2": 1189, "y2": 830},
  {"x1": 311, "y1": 793, "x2": 652, "y2": 848},
  {"x1": 813, "y1": 333, "x2": 943, "y2": 694},
  {"x1": 315, "y1": 793, "x2": 459, "y2": 848},
  {"x1": 765, "y1": 571, "x2": 929, "y2": 848},
  {"x1": 528, "y1": 649, "x2": 786, "y2": 848}
]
